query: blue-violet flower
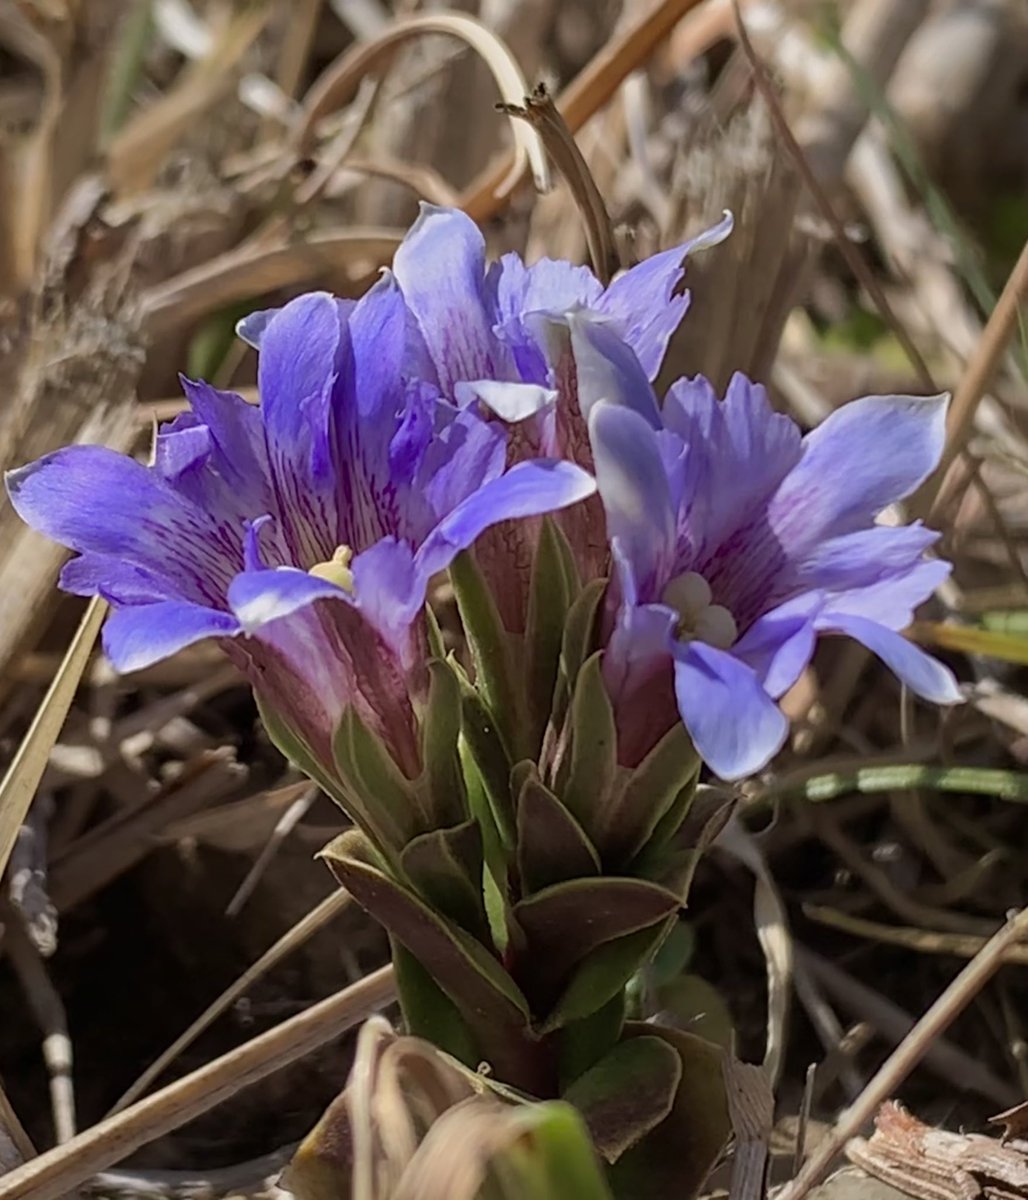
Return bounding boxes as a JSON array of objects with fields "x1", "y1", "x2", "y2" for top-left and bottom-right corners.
[
  {"x1": 7, "y1": 283, "x2": 595, "y2": 777},
  {"x1": 576, "y1": 325, "x2": 961, "y2": 779}
]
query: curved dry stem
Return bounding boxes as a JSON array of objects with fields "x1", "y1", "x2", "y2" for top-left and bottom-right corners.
[{"x1": 293, "y1": 12, "x2": 550, "y2": 198}]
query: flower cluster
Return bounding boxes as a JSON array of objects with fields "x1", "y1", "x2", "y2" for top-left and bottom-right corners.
[
  {"x1": 8, "y1": 203, "x2": 958, "y2": 788},
  {"x1": 8, "y1": 200, "x2": 962, "y2": 1145}
]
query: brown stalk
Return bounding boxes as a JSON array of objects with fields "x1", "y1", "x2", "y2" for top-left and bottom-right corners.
[
  {"x1": 782, "y1": 909, "x2": 1028, "y2": 1200},
  {"x1": 460, "y1": 0, "x2": 719, "y2": 221},
  {"x1": 923, "y1": 236, "x2": 1028, "y2": 519},
  {"x1": 499, "y1": 85, "x2": 619, "y2": 284}
]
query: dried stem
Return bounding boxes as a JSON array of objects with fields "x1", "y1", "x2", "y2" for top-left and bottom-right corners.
[{"x1": 782, "y1": 909, "x2": 1028, "y2": 1200}]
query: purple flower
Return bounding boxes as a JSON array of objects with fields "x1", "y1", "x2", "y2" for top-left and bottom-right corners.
[
  {"x1": 386, "y1": 204, "x2": 733, "y2": 623},
  {"x1": 7, "y1": 282, "x2": 595, "y2": 778},
  {"x1": 577, "y1": 324, "x2": 960, "y2": 779}
]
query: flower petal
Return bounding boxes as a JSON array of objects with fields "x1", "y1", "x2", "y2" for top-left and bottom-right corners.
[
  {"x1": 768, "y1": 393, "x2": 949, "y2": 554},
  {"x1": 102, "y1": 602, "x2": 240, "y2": 673},
  {"x1": 794, "y1": 524, "x2": 951, "y2": 630},
  {"x1": 673, "y1": 641, "x2": 788, "y2": 779},
  {"x1": 392, "y1": 204, "x2": 511, "y2": 393},
  {"x1": 588, "y1": 400, "x2": 676, "y2": 601},
  {"x1": 817, "y1": 612, "x2": 961, "y2": 704},
  {"x1": 235, "y1": 307, "x2": 279, "y2": 349},
  {"x1": 731, "y1": 592, "x2": 822, "y2": 698},
  {"x1": 487, "y1": 253, "x2": 604, "y2": 382},
  {"x1": 351, "y1": 536, "x2": 423, "y2": 660},
  {"x1": 6, "y1": 446, "x2": 237, "y2": 605},
  {"x1": 415, "y1": 459, "x2": 596, "y2": 580},
  {"x1": 61, "y1": 553, "x2": 184, "y2": 605},
  {"x1": 663, "y1": 372, "x2": 801, "y2": 564},
  {"x1": 568, "y1": 311, "x2": 661, "y2": 427},
  {"x1": 454, "y1": 380, "x2": 557, "y2": 423},
  {"x1": 417, "y1": 407, "x2": 507, "y2": 529},
  {"x1": 599, "y1": 210, "x2": 734, "y2": 378},
  {"x1": 228, "y1": 567, "x2": 351, "y2": 633},
  {"x1": 258, "y1": 292, "x2": 349, "y2": 564}
]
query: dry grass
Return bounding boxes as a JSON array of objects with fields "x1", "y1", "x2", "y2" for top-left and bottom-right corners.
[{"x1": 0, "y1": 1, "x2": 1027, "y2": 1197}]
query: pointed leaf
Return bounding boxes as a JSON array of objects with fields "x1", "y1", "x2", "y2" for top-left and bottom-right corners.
[
  {"x1": 323, "y1": 836, "x2": 534, "y2": 1084},
  {"x1": 514, "y1": 877, "x2": 679, "y2": 1005},
  {"x1": 420, "y1": 658, "x2": 468, "y2": 829},
  {"x1": 525, "y1": 519, "x2": 581, "y2": 754},
  {"x1": 460, "y1": 736, "x2": 510, "y2": 954},
  {"x1": 333, "y1": 708, "x2": 423, "y2": 851},
  {"x1": 543, "y1": 919, "x2": 675, "y2": 1033},
  {"x1": 639, "y1": 787, "x2": 735, "y2": 899},
  {"x1": 392, "y1": 941, "x2": 480, "y2": 1068},
  {"x1": 256, "y1": 693, "x2": 350, "y2": 811},
  {"x1": 558, "y1": 990, "x2": 626, "y2": 1091},
  {"x1": 607, "y1": 1025, "x2": 730, "y2": 1200},
  {"x1": 563, "y1": 1036, "x2": 682, "y2": 1164},
  {"x1": 450, "y1": 548, "x2": 526, "y2": 760},
  {"x1": 562, "y1": 652, "x2": 618, "y2": 844},
  {"x1": 458, "y1": 674, "x2": 515, "y2": 848},
  {"x1": 561, "y1": 578, "x2": 606, "y2": 685},
  {"x1": 608, "y1": 723, "x2": 700, "y2": 868},
  {"x1": 517, "y1": 770, "x2": 601, "y2": 894},
  {"x1": 401, "y1": 819, "x2": 489, "y2": 943}
]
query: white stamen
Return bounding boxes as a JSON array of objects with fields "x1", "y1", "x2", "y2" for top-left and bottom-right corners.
[
  {"x1": 693, "y1": 605, "x2": 738, "y2": 650},
  {"x1": 661, "y1": 571, "x2": 711, "y2": 619}
]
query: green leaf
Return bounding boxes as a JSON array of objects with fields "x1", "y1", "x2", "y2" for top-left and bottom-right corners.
[
  {"x1": 557, "y1": 990, "x2": 626, "y2": 1091},
  {"x1": 561, "y1": 578, "x2": 606, "y2": 685},
  {"x1": 450, "y1": 549, "x2": 525, "y2": 760},
  {"x1": 401, "y1": 820, "x2": 490, "y2": 943},
  {"x1": 655, "y1": 975, "x2": 735, "y2": 1050},
  {"x1": 609, "y1": 723, "x2": 699, "y2": 868},
  {"x1": 323, "y1": 835, "x2": 535, "y2": 1085},
  {"x1": 392, "y1": 941, "x2": 481, "y2": 1068},
  {"x1": 513, "y1": 878, "x2": 679, "y2": 1021},
  {"x1": 544, "y1": 919, "x2": 675, "y2": 1033},
  {"x1": 460, "y1": 739, "x2": 510, "y2": 954},
  {"x1": 493, "y1": 1102, "x2": 615, "y2": 1200},
  {"x1": 607, "y1": 1025, "x2": 730, "y2": 1200},
  {"x1": 458, "y1": 674, "x2": 516, "y2": 849},
  {"x1": 516, "y1": 769, "x2": 601, "y2": 894},
  {"x1": 420, "y1": 658, "x2": 468, "y2": 829},
  {"x1": 635, "y1": 786, "x2": 734, "y2": 899},
  {"x1": 256, "y1": 693, "x2": 348, "y2": 808},
  {"x1": 525, "y1": 518, "x2": 581, "y2": 754},
  {"x1": 333, "y1": 708, "x2": 423, "y2": 852},
  {"x1": 563, "y1": 1036, "x2": 682, "y2": 1164},
  {"x1": 562, "y1": 652, "x2": 617, "y2": 844}
]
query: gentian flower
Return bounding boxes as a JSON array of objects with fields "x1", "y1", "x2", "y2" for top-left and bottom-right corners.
[
  {"x1": 386, "y1": 204, "x2": 733, "y2": 623},
  {"x1": 576, "y1": 324, "x2": 961, "y2": 779},
  {"x1": 6, "y1": 281, "x2": 595, "y2": 779}
]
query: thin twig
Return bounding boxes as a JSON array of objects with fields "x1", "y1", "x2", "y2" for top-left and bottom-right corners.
[
  {"x1": 0, "y1": 902, "x2": 75, "y2": 1144},
  {"x1": 459, "y1": 0, "x2": 711, "y2": 221},
  {"x1": 0, "y1": 965, "x2": 395, "y2": 1200},
  {"x1": 783, "y1": 910, "x2": 1028, "y2": 1200},
  {"x1": 924, "y1": 236, "x2": 1028, "y2": 517}
]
